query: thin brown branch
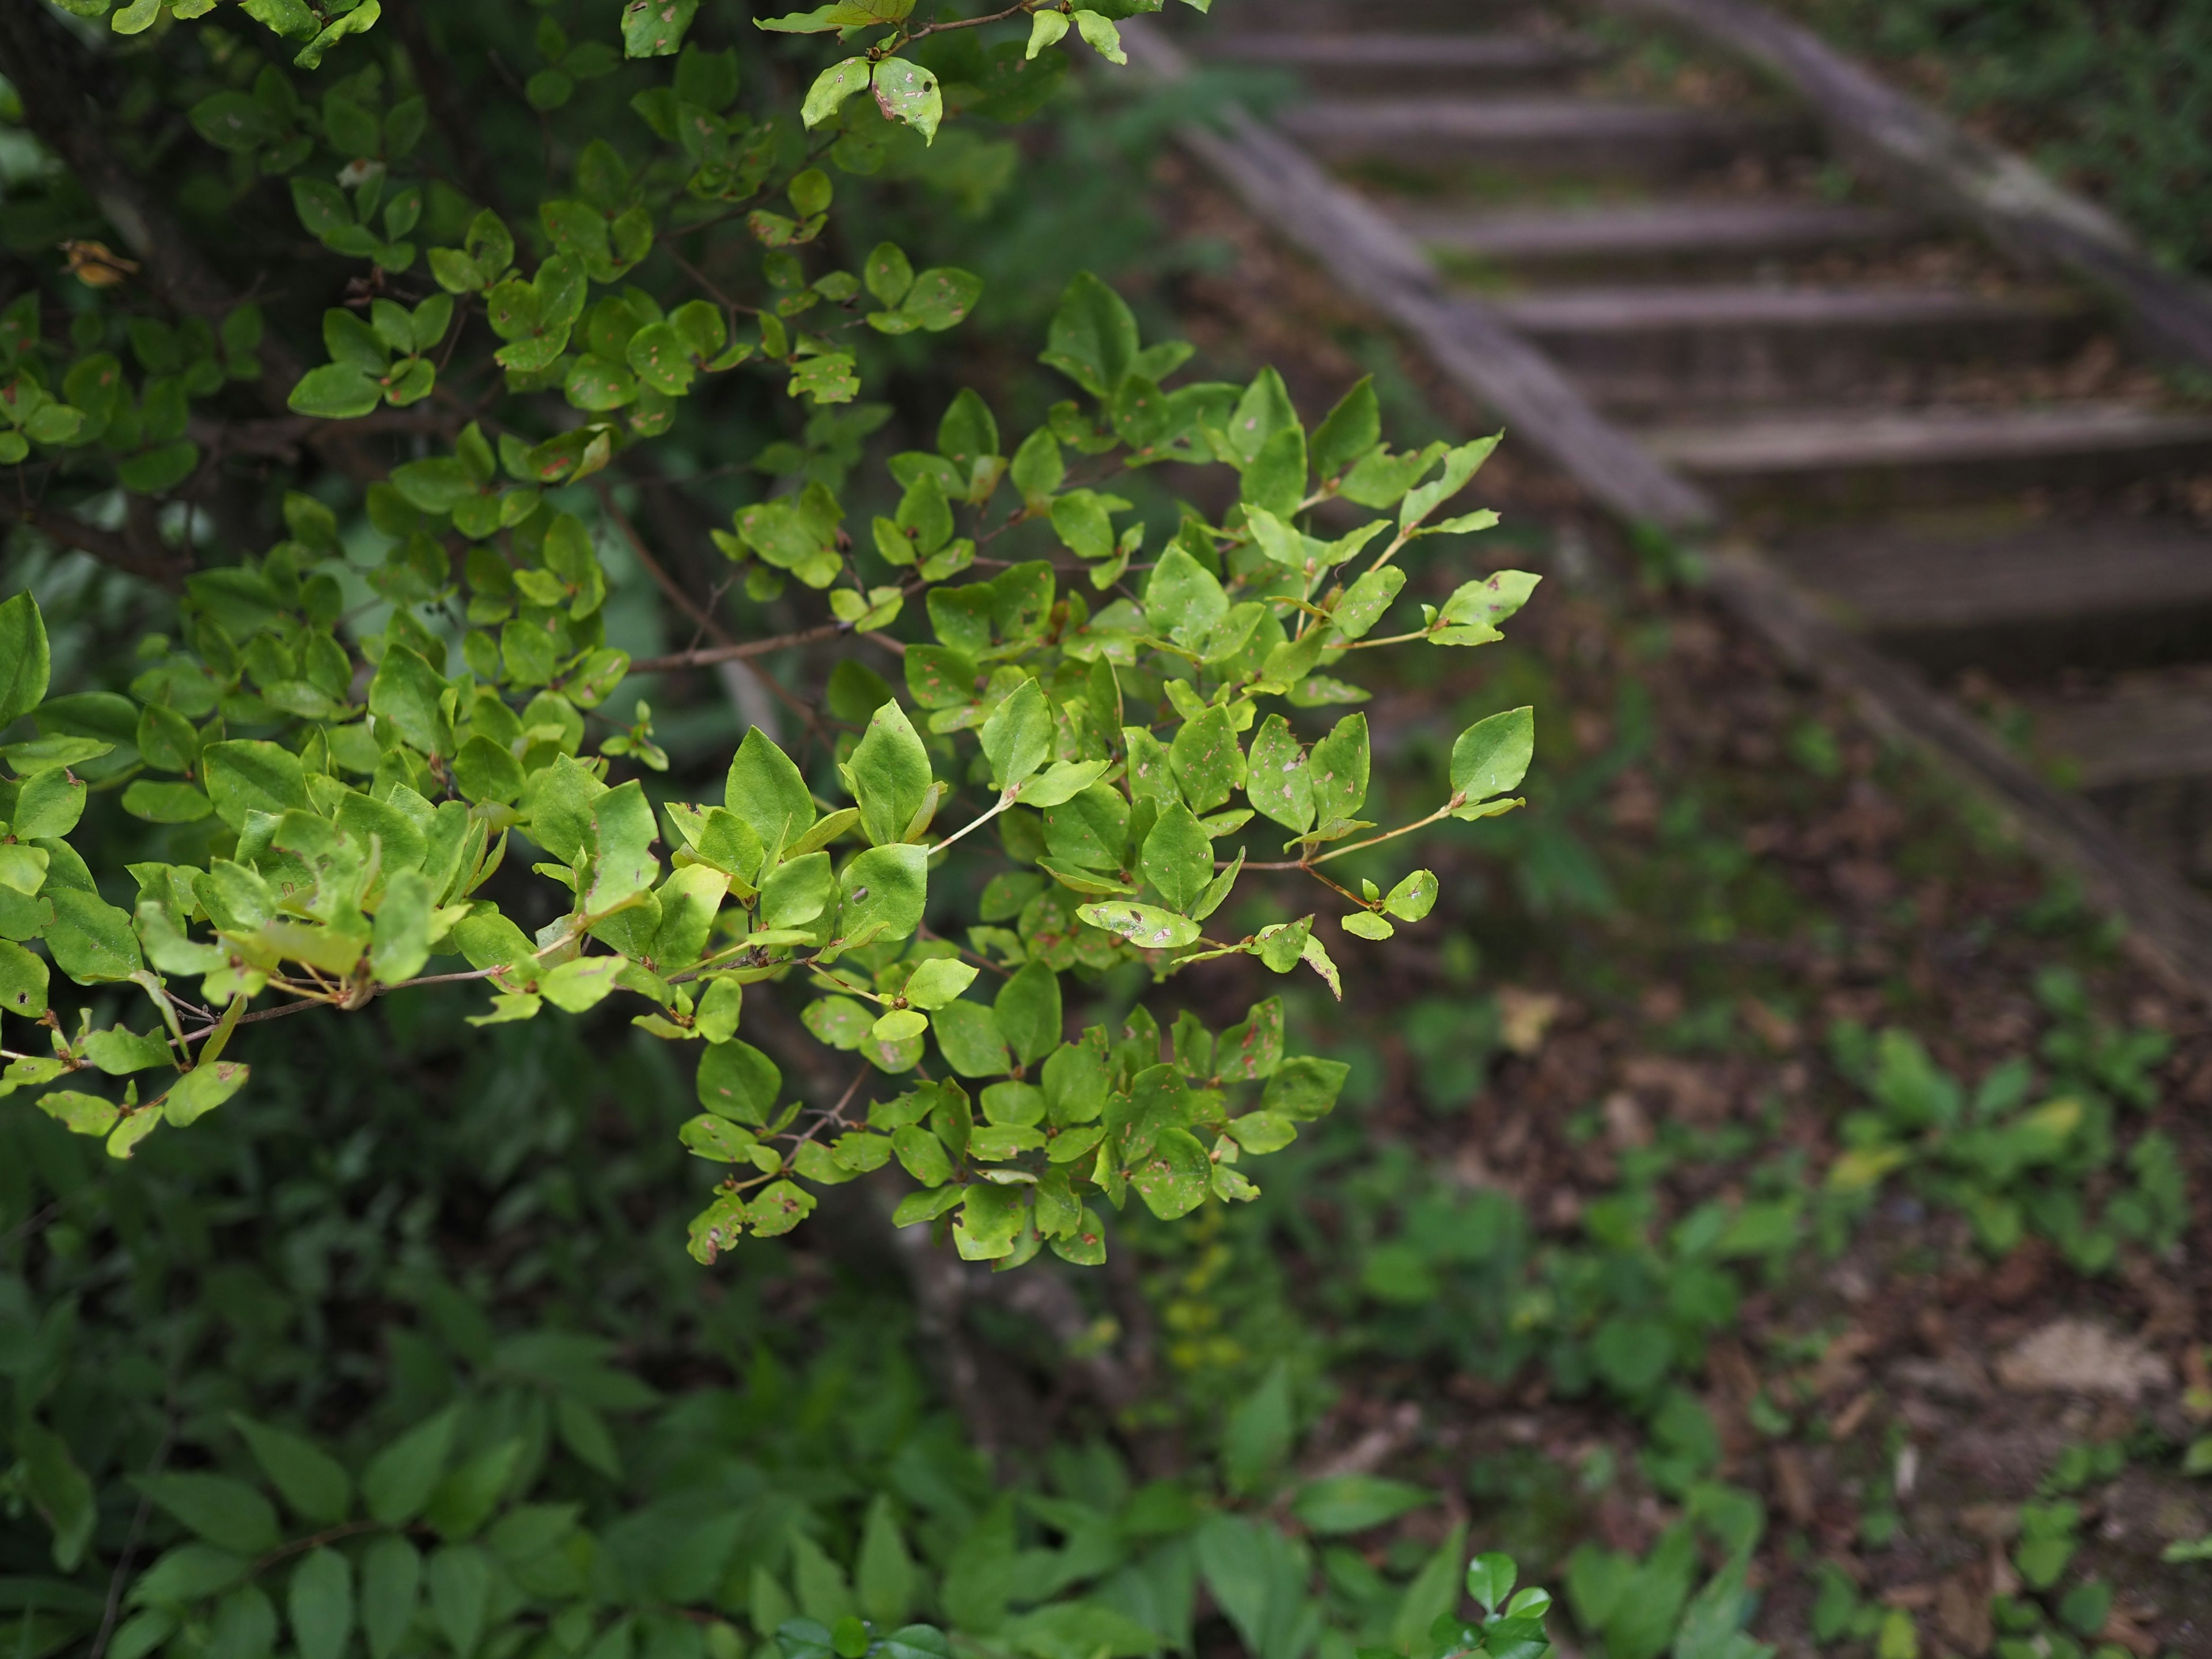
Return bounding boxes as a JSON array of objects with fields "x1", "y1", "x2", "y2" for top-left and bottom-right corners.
[
  {"x1": 593, "y1": 484, "x2": 828, "y2": 735},
  {"x1": 630, "y1": 620, "x2": 851, "y2": 672},
  {"x1": 900, "y1": 0, "x2": 1049, "y2": 46},
  {"x1": 191, "y1": 407, "x2": 460, "y2": 463},
  {"x1": 1, "y1": 503, "x2": 189, "y2": 589}
]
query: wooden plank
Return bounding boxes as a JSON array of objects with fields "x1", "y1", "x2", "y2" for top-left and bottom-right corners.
[
  {"x1": 1649, "y1": 404, "x2": 2212, "y2": 474},
  {"x1": 1772, "y1": 517, "x2": 2212, "y2": 634},
  {"x1": 1399, "y1": 196, "x2": 1918, "y2": 262},
  {"x1": 1206, "y1": 32, "x2": 1604, "y2": 71},
  {"x1": 1493, "y1": 283, "x2": 2078, "y2": 332},
  {"x1": 2026, "y1": 684, "x2": 2212, "y2": 789},
  {"x1": 1507, "y1": 285, "x2": 2097, "y2": 412},
  {"x1": 1281, "y1": 96, "x2": 1808, "y2": 174},
  {"x1": 1122, "y1": 25, "x2": 1719, "y2": 530},
  {"x1": 1601, "y1": 0, "x2": 2212, "y2": 373},
  {"x1": 1703, "y1": 548, "x2": 2212, "y2": 995}
]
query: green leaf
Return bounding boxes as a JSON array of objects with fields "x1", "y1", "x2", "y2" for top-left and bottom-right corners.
[
  {"x1": 359, "y1": 1539, "x2": 419, "y2": 1659},
  {"x1": 452, "y1": 736, "x2": 525, "y2": 805},
  {"x1": 870, "y1": 59, "x2": 942, "y2": 143},
  {"x1": 993, "y1": 960, "x2": 1061, "y2": 1065},
  {"x1": 955, "y1": 1183, "x2": 1027, "y2": 1259},
  {"x1": 46, "y1": 887, "x2": 143, "y2": 983},
  {"x1": 0, "y1": 938, "x2": 50, "y2": 1017},
  {"x1": 13, "y1": 768, "x2": 85, "y2": 839},
  {"x1": 143, "y1": 1474, "x2": 280, "y2": 1556},
  {"x1": 369, "y1": 645, "x2": 449, "y2": 755},
  {"x1": 426, "y1": 1546, "x2": 491, "y2": 1659},
  {"x1": 1143, "y1": 547, "x2": 1227, "y2": 645},
  {"x1": 584, "y1": 781, "x2": 660, "y2": 912},
  {"x1": 36, "y1": 1089, "x2": 119, "y2": 1138},
  {"x1": 849, "y1": 700, "x2": 933, "y2": 846},
  {"x1": 1071, "y1": 9, "x2": 1126, "y2": 62},
  {"x1": 1399, "y1": 434, "x2": 1499, "y2": 529},
  {"x1": 289, "y1": 1550, "x2": 353, "y2": 1659},
  {"x1": 902, "y1": 958, "x2": 976, "y2": 1012},
  {"x1": 289, "y1": 363, "x2": 382, "y2": 419},
  {"x1": 1308, "y1": 713, "x2": 1369, "y2": 832},
  {"x1": 762, "y1": 851, "x2": 832, "y2": 931},
  {"x1": 1141, "y1": 804, "x2": 1213, "y2": 913},
  {"x1": 1465, "y1": 1553, "x2": 1516, "y2": 1617},
  {"x1": 979, "y1": 679, "x2": 1052, "y2": 792},
  {"x1": 1130, "y1": 1126, "x2": 1209, "y2": 1219},
  {"x1": 1025, "y1": 9, "x2": 1067, "y2": 55},
  {"x1": 1077, "y1": 900, "x2": 1200, "y2": 951},
  {"x1": 230, "y1": 1417, "x2": 353, "y2": 1527},
  {"x1": 1383, "y1": 870, "x2": 1437, "y2": 922},
  {"x1": 1040, "y1": 272, "x2": 1137, "y2": 399},
  {"x1": 202, "y1": 739, "x2": 308, "y2": 829},
  {"x1": 931, "y1": 1001, "x2": 1009, "y2": 1078},
  {"x1": 726, "y1": 728, "x2": 816, "y2": 850},
  {"x1": 1310, "y1": 376, "x2": 1379, "y2": 482},
  {"x1": 1168, "y1": 706, "x2": 1244, "y2": 815},
  {"x1": 1240, "y1": 425, "x2": 1306, "y2": 520},
  {"x1": 1262, "y1": 1055, "x2": 1347, "y2": 1119},
  {"x1": 839, "y1": 843, "x2": 926, "y2": 945},
  {"x1": 886, "y1": 268, "x2": 980, "y2": 332},
  {"x1": 857, "y1": 1498, "x2": 917, "y2": 1627},
  {"x1": 361, "y1": 1409, "x2": 458, "y2": 1527},
  {"x1": 294, "y1": 0, "x2": 383, "y2": 71},
  {"x1": 698, "y1": 1040, "x2": 781, "y2": 1126},
  {"x1": 1014, "y1": 758, "x2": 1108, "y2": 809},
  {"x1": 0, "y1": 593, "x2": 50, "y2": 728},
  {"x1": 1245, "y1": 715, "x2": 1312, "y2": 835},
  {"x1": 1449, "y1": 706, "x2": 1534, "y2": 808},
  {"x1": 1331, "y1": 566, "x2": 1405, "y2": 641},
  {"x1": 1222, "y1": 1362, "x2": 1292, "y2": 1495},
  {"x1": 162, "y1": 1060, "x2": 248, "y2": 1127},
  {"x1": 1391, "y1": 1525, "x2": 1469, "y2": 1656},
  {"x1": 19, "y1": 1422, "x2": 94, "y2": 1570},
  {"x1": 622, "y1": 0, "x2": 699, "y2": 55}
]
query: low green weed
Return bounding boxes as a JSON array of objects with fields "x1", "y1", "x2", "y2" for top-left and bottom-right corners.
[{"x1": 1823, "y1": 1017, "x2": 2183, "y2": 1272}]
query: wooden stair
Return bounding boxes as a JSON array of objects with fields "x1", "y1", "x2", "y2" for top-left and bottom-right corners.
[
  {"x1": 1399, "y1": 197, "x2": 1921, "y2": 272},
  {"x1": 1143, "y1": 0, "x2": 2212, "y2": 992},
  {"x1": 1279, "y1": 97, "x2": 1810, "y2": 175},
  {"x1": 1494, "y1": 284, "x2": 2096, "y2": 411},
  {"x1": 1645, "y1": 404, "x2": 2212, "y2": 505},
  {"x1": 1207, "y1": 31, "x2": 1606, "y2": 90}
]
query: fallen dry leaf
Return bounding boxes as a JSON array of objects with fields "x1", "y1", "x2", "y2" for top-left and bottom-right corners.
[{"x1": 1994, "y1": 1320, "x2": 2171, "y2": 1399}]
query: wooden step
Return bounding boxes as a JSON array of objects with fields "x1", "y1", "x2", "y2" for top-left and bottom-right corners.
[
  {"x1": 1399, "y1": 196, "x2": 1919, "y2": 271},
  {"x1": 1279, "y1": 97, "x2": 1809, "y2": 177},
  {"x1": 1490, "y1": 284, "x2": 2097, "y2": 412},
  {"x1": 1643, "y1": 403, "x2": 2212, "y2": 509},
  {"x1": 1771, "y1": 514, "x2": 2212, "y2": 673},
  {"x1": 2028, "y1": 681, "x2": 2212, "y2": 789},
  {"x1": 1214, "y1": 0, "x2": 1543, "y2": 28},
  {"x1": 1206, "y1": 31, "x2": 1605, "y2": 92}
]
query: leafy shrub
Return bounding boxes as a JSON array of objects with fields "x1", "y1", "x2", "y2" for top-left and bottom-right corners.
[{"x1": 0, "y1": 1, "x2": 1535, "y2": 1267}]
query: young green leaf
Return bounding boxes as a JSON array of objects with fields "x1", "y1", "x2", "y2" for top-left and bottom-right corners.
[
  {"x1": 1449, "y1": 707, "x2": 1534, "y2": 811},
  {"x1": 289, "y1": 1550, "x2": 354, "y2": 1659},
  {"x1": 849, "y1": 700, "x2": 934, "y2": 846},
  {"x1": 979, "y1": 679, "x2": 1052, "y2": 793}
]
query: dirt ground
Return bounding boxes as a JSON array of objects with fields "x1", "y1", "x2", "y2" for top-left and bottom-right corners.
[{"x1": 1104, "y1": 156, "x2": 2212, "y2": 1658}]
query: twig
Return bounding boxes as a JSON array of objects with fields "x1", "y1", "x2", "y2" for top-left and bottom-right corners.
[
  {"x1": 593, "y1": 483, "x2": 825, "y2": 736},
  {"x1": 88, "y1": 1408, "x2": 177, "y2": 1659}
]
